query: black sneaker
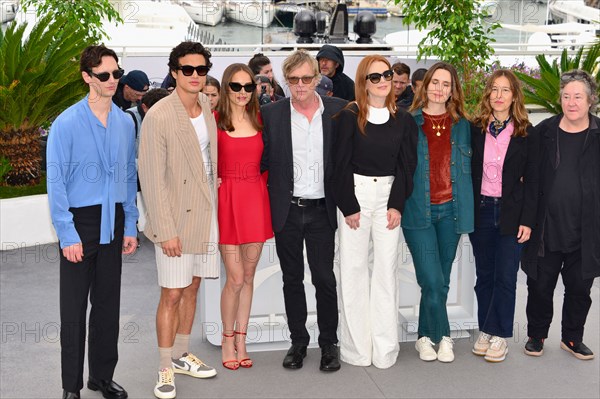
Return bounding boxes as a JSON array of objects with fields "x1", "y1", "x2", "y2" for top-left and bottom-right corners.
[
  {"x1": 560, "y1": 340, "x2": 595, "y2": 360},
  {"x1": 524, "y1": 337, "x2": 544, "y2": 356}
]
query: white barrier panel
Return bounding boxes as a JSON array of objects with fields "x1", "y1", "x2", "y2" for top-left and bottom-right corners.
[{"x1": 200, "y1": 234, "x2": 477, "y2": 352}]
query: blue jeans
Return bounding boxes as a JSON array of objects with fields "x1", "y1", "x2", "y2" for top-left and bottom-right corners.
[
  {"x1": 403, "y1": 201, "x2": 461, "y2": 343},
  {"x1": 469, "y1": 196, "x2": 522, "y2": 338}
]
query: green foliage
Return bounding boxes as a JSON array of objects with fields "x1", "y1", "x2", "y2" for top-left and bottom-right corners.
[
  {"x1": 0, "y1": 14, "x2": 91, "y2": 131},
  {"x1": 0, "y1": 172, "x2": 47, "y2": 198},
  {"x1": 514, "y1": 43, "x2": 600, "y2": 114},
  {"x1": 20, "y1": 0, "x2": 123, "y2": 42},
  {"x1": 0, "y1": 14, "x2": 92, "y2": 185},
  {"x1": 397, "y1": 0, "x2": 501, "y2": 81},
  {"x1": 0, "y1": 156, "x2": 12, "y2": 184}
]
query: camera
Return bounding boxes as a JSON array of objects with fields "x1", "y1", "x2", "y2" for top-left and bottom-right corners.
[{"x1": 259, "y1": 86, "x2": 271, "y2": 105}]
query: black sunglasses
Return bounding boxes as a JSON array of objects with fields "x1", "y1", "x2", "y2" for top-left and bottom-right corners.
[
  {"x1": 177, "y1": 65, "x2": 211, "y2": 77},
  {"x1": 287, "y1": 75, "x2": 315, "y2": 85},
  {"x1": 366, "y1": 70, "x2": 394, "y2": 84},
  {"x1": 229, "y1": 82, "x2": 257, "y2": 93},
  {"x1": 88, "y1": 69, "x2": 125, "y2": 82}
]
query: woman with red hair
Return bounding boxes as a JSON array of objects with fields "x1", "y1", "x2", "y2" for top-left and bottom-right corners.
[{"x1": 333, "y1": 55, "x2": 418, "y2": 368}]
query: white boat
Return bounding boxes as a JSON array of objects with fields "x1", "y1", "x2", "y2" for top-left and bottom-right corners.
[
  {"x1": 548, "y1": 0, "x2": 600, "y2": 26},
  {"x1": 347, "y1": 0, "x2": 390, "y2": 18},
  {"x1": 180, "y1": 0, "x2": 225, "y2": 26},
  {"x1": 226, "y1": 0, "x2": 275, "y2": 28},
  {"x1": 103, "y1": 0, "x2": 197, "y2": 49},
  {"x1": 1, "y1": 0, "x2": 18, "y2": 24},
  {"x1": 386, "y1": 2, "x2": 405, "y2": 17}
]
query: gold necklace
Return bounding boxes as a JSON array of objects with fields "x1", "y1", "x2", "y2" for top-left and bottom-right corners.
[{"x1": 426, "y1": 113, "x2": 448, "y2": 136}]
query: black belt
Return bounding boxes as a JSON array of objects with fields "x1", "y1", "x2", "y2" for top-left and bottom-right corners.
[
  {"x1": 291, "y1": 196, "x2": 326, "y2": 207},
  {"x1": 481, "y1": 195, "x2": 501, "y2": 203}
]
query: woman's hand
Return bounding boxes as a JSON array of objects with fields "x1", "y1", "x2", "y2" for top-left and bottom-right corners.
[
  {"x1": 517, "y1": 225, "x2": 531, "y2": 243},
  {"x1": 387, "y1": 208, "x2": 401, "y2": 230},
  {"x1": 345, "y1": 213, "x2": 360, "y2": 230}
]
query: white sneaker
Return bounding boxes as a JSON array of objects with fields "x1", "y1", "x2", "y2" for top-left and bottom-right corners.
[
  {"x1": 154, "y1": 368, "x2": 176, "y2": 399},
  {"x1": 172, "y1": 352, "x2": 217, "y2": 378},
  {"x1": 485, "y1": 336, "x2": 508, "y2": 362},
  {"x1": 472, "y1": 332, "x2": 492, "y2": 356},
  {"x1": 415, "y1": 337, "x2": 437, "y2": 361},
  {"x1": 437, "y1": 336, "x2": 455, "y2": 363}
]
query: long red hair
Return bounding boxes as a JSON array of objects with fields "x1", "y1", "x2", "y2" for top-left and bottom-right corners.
[{"x1": 347, "y1": 55, "x2": 396, "y2": 135}]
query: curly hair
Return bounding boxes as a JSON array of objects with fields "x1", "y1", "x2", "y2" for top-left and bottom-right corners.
[{"x1": 167, "y1": 41, "x2": 213, "y2": 73}]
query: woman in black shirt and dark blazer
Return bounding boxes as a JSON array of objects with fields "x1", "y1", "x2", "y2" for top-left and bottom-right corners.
[{"x1": 333, "y1": 55, "x2": 418, "y2": 368}]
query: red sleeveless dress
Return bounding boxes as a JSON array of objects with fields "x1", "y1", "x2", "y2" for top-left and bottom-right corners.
[{"x1": 217, "y1": 123, "x2": 273, "y2": 245}]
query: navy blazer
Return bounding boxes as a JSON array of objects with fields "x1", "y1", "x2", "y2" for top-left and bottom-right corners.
[
  {"x1": 260, "y1": 95, "x2": 347, "y2": 233},
  {"x1": 470, "y1": 122, "x2": 539, "y2": 236}
]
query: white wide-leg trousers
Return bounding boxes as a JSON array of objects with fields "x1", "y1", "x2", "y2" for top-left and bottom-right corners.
[{"x1": 338, "y1": 174, "x2": 400, "y2": 369}]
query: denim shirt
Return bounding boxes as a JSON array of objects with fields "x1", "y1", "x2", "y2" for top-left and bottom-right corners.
[{"x1": 401, "y1": 108, "x2": 474, "y2": 234}]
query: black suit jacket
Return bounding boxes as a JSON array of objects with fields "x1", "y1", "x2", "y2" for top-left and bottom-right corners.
[
  {"x1": 261, "y1": 95, "x2": 347, "y2": 232},
  {"x1": 470, "y1": 122, "x2": 539, "y2": 236}
]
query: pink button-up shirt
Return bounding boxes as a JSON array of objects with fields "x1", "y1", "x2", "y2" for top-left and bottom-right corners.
[{"x1": 481, "y1": 122, "x2": 514, "y2": 197}]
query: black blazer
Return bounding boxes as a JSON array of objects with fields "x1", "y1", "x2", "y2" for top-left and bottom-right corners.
[
  {"x1": 261, "y1": 95, "x2": 347, "y2": 232},
  {"x1": 470, "y1": 122, "x2": 539, "y2": 236},
  {"x1": 521, "y1": 114, "x2": 600, "y2": 280}
]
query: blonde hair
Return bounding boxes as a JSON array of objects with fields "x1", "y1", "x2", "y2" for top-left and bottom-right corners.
[{"x1": 282, "y1": 50, "x2": 320, "y2": 83}]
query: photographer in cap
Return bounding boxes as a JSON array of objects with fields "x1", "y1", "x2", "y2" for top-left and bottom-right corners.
[
  {"x1": 255, "y1": 74, "x2": 283, "y2": 104},
  {"x1": 113, "y1": 69, "x2": 150, "y2": 111}
]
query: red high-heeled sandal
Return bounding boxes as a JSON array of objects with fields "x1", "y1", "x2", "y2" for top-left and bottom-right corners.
[
  {"x1": 234, "y1": 331, "x2": 253, "y2": 368},
  {"x1": 222, "y1": 332, "x2": 239, "y2": 370}
]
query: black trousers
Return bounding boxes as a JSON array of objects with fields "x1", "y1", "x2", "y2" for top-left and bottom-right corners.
[
  {"x1": 60, "y1": 204, "x2": 124, "y2": 392},
  {"x1": 274, "y1": 203, "x2": 339, "y2": 347},
  {"x1": 526, "y1": 247, "x2": 594, "y2": 342}
]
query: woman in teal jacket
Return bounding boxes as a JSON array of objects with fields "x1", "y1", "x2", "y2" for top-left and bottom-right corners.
[{"x1": 402, "y1": 62, "x2": 474, "y2": 363}]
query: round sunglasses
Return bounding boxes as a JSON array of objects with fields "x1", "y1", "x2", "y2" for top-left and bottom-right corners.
[
  {"x1": 87, "y1": 69, "x2": 125, "y2": 82},
  {"x1": 228, "y1": 82, "x2": 257, "y2": 93},
  {"x1": 176, "y1": 65, "x2": 211, "y2": 77},
  {"x1": 365, "y1": 70, "x2": 394, "y2": 84}
]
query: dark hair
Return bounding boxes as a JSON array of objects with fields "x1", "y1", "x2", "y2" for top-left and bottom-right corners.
[
  {"x1": 392, "y1": 62, "x2": 410, "y2": 77},
  {"x1": 80, "y1": 45, "x2": 119, "y2": 72},
  {"x1": 216, "y1": 63, "x2": 262, "y2": 132},
  {"x1": 141, "y1": 88, "x2": 171, "y2": 108},
  {"x1": 205, "y1": 75, "x2": 221, "y2": 91},
  {"x1": 411, "y1": 68, "x2": 427, "y2": 87},
  {"x1": 248, "y1": 53, "x2": 271, "y2": 75},
  {"x1": 168, "y1": 41, "x2": 213, "y2": 73},
  {"x1": 410, "y1": 61, "x2": 466, "y2": 122},
  {"x1": 471, "y1": 69, "x2": 530, "y2": 138}
]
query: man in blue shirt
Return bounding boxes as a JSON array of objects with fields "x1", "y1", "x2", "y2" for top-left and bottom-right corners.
[{"x1": 46, "y1": 45, "x2": 139, "y2": 399}]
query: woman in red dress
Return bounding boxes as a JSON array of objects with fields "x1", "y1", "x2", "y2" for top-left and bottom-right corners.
[{"x1": 216, "y1": 63, "x2": 273, "y2": 370}]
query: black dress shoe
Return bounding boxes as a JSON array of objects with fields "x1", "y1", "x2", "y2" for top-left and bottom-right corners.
[
  {"x1": 62, "y1": 390, "x2": 80, "y2": 399},
  {"x1": 320, "y1": 344, "x2": 341, "y2": 372},
  {"x1": 87, "y1": 377, "x2": 128, "y2": 399},
  {"x1": 283, "y1": 344, "x2": 307, "y2": 369}
]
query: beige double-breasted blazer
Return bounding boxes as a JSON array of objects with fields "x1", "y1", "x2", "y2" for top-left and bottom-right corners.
[{"x1": 138, "y1": 90, "x2": 217, "y2": 253}]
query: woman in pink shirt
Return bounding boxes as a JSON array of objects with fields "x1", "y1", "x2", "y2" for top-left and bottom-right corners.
[{"x1": 469, "y1": 69, "x2": 539, "y2": 362}]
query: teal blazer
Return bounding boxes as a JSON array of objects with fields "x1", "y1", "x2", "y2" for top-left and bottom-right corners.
[{"x1": 401, "y1": 108, "x2": 474, "y2": 234}]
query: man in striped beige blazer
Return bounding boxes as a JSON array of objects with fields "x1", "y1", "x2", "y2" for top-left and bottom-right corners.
[{"x1": 138, "y1": 41, "x2": 219, "y2": 399}]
